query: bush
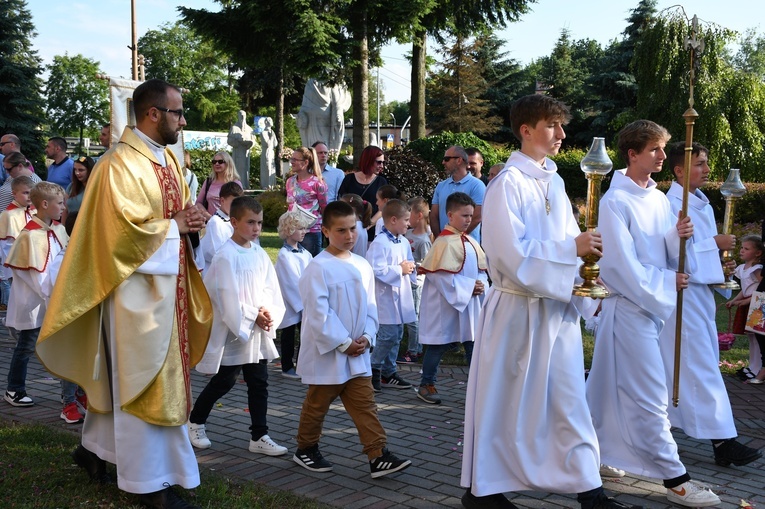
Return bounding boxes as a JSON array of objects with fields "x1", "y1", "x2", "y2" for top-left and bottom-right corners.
[
  {"x1": 380, "y1": 146, "x2": 442, "y2": 202},
  {"x1": 256, "y1": 190, "x2": 287, "y2": 228},
  {"x1": 405, "y1": 131, "x2": 504, "y2": 169}
]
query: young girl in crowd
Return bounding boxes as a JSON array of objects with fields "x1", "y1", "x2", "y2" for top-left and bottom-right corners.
[
  {"x1": 340, "y1": 193, "x2": 372, "y2": 257},
  {"x1": 373, "y1": 184, "x2": 404, "y2": 237},
  {"x1": 728, "y1": 235, "x2": 764, "y2": 381}
]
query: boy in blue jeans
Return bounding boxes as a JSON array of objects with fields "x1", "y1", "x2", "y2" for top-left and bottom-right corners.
[
  {"x1": 4, "y1": 182, "x2": 68, "y2": 408},
  {"x1": 366, "y1": 199, "x2": 417, "y2": 392},
  {"x1": 417, "y1": 192, "x2": 487, "y2": 404}
]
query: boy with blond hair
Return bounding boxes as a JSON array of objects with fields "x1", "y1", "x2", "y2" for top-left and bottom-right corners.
[
  {"x1": 275, "y1": 209, "x2": 314, "y2": 379},
  {"x1": 366, "y1": 199, "x2": 417, "y2": 392},
  {"x1": 461, "y1": 94, "x2": 634, "y2": 509},
  {"x1": 293, "y1": 201, "x2": 411, "y2": 478},
  {"x1": 0, "y1": 175, "x2": 35, "y2": 310},
  {"x1": 588, "y1": 120, "x2": 720, "y2": 507},
  {"x1": 4, "y1": 182, "x2": 68, "y2": 409}
]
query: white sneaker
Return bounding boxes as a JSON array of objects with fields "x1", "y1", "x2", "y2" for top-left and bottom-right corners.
[
  {"x1": 599, "y1": 464, "x2": 625, "y2": 478},
  {"x1": 249, "y1": 434, "x2": 287, "y2": 456},
  {"x1": 187, "y1": 421, "x2": 211, "y2": 449},
  {"x1": 666, "y1": 480, "x2": 721, "y2": 507}
]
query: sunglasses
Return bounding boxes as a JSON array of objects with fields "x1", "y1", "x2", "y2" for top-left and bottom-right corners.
[
  {"x1": 212, "y1": 159, "x2": 226, "y2": 165},
  {"x1": 442, "y1": 156, "x2": 461, "y2": 162}
]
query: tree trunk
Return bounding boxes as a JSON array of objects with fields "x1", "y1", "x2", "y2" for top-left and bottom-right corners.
[
  {"x1": 410, "y1": 29, "x2": 427, "y2": 141},
  {"x1": 351, "y1": 10, "x2": 369, "y2": 167},
  {"x1": 275, "y1": 66, "x2": 285, "y2": 178}
]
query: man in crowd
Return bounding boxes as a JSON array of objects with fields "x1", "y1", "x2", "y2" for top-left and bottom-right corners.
[
  {"x1": 466, "y1": 147, "x2": 487, "y2": 184},
  {"x1": 99, "y1": 123, "x2": 112, "y2": 153},
  {"x1": 430, "y1": 145, "x2": 485, "y2": 242},
  {"x1": 44, "y1": 137, "x2": 73, "y2": 188},
  {"x1": 312, "y1": 141, "x2": 344, "y2": 202}
]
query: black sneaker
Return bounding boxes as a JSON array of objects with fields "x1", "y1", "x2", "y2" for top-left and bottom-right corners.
[
  {"x1": 139, "y1": 486, "x2": 200, "y2": 509},
  {"x1": 4, "y1": 390, "x2": 33, "y2": 407},
  {"x1": 72, "y1": 445, "x2": 112, "y2": 484},
  {"x1": 381, "y1": 373, "x2": 412, "y2": 389},
  {"x1": 369, "y1": 448, "x2": 411, "y2": 478},
  {"x1": 591, "y1": 491, "x2": 643, "y2": 508},
  {"x1": 372, "y1": 369, "x2": 382, "y2": 393},
  {"x1": 461, "y1": 488, "x2": 518, "y2": 509},
  {"x1": 714, "y1": 438, "x2": 763, "y2": 466},
  {"x1": 293, "y1": 445, "x2": 333, "y2": 472},
  {"x1": 736, "y1": 367, "x2": 756, "y2": 381}
]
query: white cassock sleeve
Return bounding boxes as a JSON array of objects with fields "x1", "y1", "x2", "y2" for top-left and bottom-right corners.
[
  {"x1": 427, "y1": 271, "x2": 474, "y2": 313},
  {"x1": 300, "y1": 264, "x2": 352, "y2": 354},
  {"x1": 201, "y1": 217, "x2": 230, "y2": 265},
  {"x1": 599, "y1": 196, "x2": 676, "y2": 318},
  {"x1": 42, "y1": 247, "x2": 66, "y2": 304},
  {"x1": 252, "y1": 259, "x2": 286, "y2": 341},
  {"x1": 135, "y1": 219, "x2": 181, "y2": 276},
  {"x1": 276, "y1": 252, "x2": 304, "y2": 317},
  {"x1": 366, "y1": 240, "x2": 403, "y2": 285},
  {"x1": 204, "y1": 253, "x2": 260, "y2": 343}
]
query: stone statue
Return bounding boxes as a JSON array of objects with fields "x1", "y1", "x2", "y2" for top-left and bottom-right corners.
[
  {"x1": 259, "y1": 117, "x2": 277, "y2": 189},
  {"x1": 227, "y1": 110, "x2": 254, "y2": 189},
  {"x1": 297, "y1": 78, "x2": 351, "y2": 152}
]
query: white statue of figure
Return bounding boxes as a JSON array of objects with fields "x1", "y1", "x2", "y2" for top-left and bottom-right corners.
[
  {"x1": 227, "y1": 110, "x2": 254, "y2": 189},
  {"x1": 297, "y1": 78, "x2": 350, "y2": 152},
  {"x1": 259, "y1": 117, "x2": 277, "y2": 189}
]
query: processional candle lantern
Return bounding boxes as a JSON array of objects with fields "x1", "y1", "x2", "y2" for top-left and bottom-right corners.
[{"x1": 711, "y1": 168, "x2": 746, "y2": 290}]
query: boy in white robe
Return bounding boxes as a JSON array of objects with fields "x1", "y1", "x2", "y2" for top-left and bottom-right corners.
[
  {"x1": 187, "y1": 196, "x2": 288, "y2": 457},
  {"x1": 417, "y1": 192, "x2": 487, "y2": 404},
  {"x1": 293, "y1": 200, "x2": 411, "y2": 478},
  {"x1": 366, "y1": 199, "x2": 417, "y2": 392},
  {"x1": 587, "y1": 120, "x2": 720, "y2": 507},
  {"x1": 275, "y1": 210, "x2": 314, "y2": 379},
  {"x1": 658, "y1": 141, "x2": 761, "y2": 466},
  {"x1": 199, "y1": 181, "x2": 243, "y2": 268},
  {"x1": 460, "y1": 94, "x2": 635, "y2": 509}
]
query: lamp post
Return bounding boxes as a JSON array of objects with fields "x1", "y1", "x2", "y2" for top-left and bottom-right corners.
[
  {"x1": 390, "y1": 113, "x2": 396, "y2": 146},
  {"x1": 573, "y1": 137, "x2": 613, "y2": 299},
  {"x1": 711, "y1": 169, "x2": 746, "y2": 290}
]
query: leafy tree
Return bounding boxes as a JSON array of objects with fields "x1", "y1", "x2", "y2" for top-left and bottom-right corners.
[
  {"x1": 181, "y1": 1, "x2": 348, "y2": 175},
  {"x1": 733, "y1": 28, "x2": 765, "y2": 80},
  {"x1": 45, "y1": 54, "x2": 108, "y2": 153},
  {"x1": 406, "y1": 0, "x2": 534, "y2": 141},
  {"x1": 632, "y1": 9, "x2": 765, "y2": 181},
  {"x1": 427, "y1": 35, "x2": 502, "y2": 136},
  {"x1": 138, "y1": 22, "x2": 240, "y2": 131},
  {"x1": 0, "y1": 0, "x2": 46, "y2": 169}
]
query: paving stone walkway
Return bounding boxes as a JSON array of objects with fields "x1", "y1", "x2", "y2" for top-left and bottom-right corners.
[{"x1": 1, "y1": 332, "x2": 763, "y2": 508}]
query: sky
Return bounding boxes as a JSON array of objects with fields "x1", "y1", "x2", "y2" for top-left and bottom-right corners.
[{"x1": 28, "y1": 0, "x2": 761, "y2": 106}]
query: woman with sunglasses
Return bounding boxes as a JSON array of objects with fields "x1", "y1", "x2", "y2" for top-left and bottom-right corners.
[
  {"x1": 285, "y1": 146, "x2": 327, "y2": 256},
  {"x1": 338, "y1": 146, "x2": 388, "y2": 241},
  {"x1": 195, "y1": 151, "x2": 241, "y2": 215}
]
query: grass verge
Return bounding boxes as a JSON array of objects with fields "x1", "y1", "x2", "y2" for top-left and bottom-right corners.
[{"x1": 0, "y1": 420, "x2": 332, "y2": 509}]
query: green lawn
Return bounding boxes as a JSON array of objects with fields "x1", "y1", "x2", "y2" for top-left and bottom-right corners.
[{"x1": 0, "y1": 421, "x2": 333, "y2": 509}]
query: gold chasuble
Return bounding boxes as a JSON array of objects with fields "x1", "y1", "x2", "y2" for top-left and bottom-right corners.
[
  {"x1": 419, "y1": 225, "x2": 488, "y2": 275},
  {"x1": 38, "y1": 127, "x2": 212, "y2": 426}
]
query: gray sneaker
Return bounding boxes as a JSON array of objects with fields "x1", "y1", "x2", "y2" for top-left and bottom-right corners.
[{"x1": 417, "y1": 384, "x2": 441, "y2": 404}]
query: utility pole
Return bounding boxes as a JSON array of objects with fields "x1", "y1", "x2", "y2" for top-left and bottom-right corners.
[{"x1": 130, "y1": 0, "x2": 138, "y2": 80}]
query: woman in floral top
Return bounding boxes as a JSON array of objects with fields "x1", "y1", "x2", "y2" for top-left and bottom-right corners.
[{"x1": 286, "y1": 146, "x2": 328, "y2": 256}]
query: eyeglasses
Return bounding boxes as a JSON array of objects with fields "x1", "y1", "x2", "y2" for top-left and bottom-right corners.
[
  {"x1": 154, "y1": 106, "x2": 185, "y2": 120},
  {"x1": 290, "y1": 157, "x2": 305, "y2": 163},
  {"x1": 375, "y1": 160, "x2": 385, "y2": 165},
  {"x1": 212, "y1": 159, "x2": 226, "y2": 165},
  {"x1": 2, "y1": 164, "x2": 13, "y2": 171},
  {"x1": 315, "y1": 151, "x2": 328, "y2": 155},
  {"x1": 0, "y1": 141, "x2": 10, "y2": 147},
  {"x1": 442, "y1": 156, "x2": 462, "y2": 162}
]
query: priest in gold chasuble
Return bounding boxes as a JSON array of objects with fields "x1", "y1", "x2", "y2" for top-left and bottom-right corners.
[{"x1": 38, "y1": 79, "x2": 212, "y2": 507}]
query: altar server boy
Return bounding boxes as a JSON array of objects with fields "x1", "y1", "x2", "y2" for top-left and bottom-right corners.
[
  {"x1": 587, "y1": 120, "x2": 720, "y2": 507},
  {"x1": 416, "y1": 192, "x2": 487, "y2": 405},
  {"x1": 658, "y1": 141, "x2": 761, "y2": 466},
  {"x1": 366, "y1": 199, "x2": 417, "y2": 392},
  {"x1": 460, "y1": 94, "x2": 635, "y2": 509},
  {"x1": 188, "y1": 196, "x2": 288, "y2": 456},
  {"x1": 293, "y1": 201, "x2": 411, "y2": 478}
]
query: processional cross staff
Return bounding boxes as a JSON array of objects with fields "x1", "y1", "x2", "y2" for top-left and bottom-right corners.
[{"x1": 673, "y1": 14, "x2": 705, "y2": 408}]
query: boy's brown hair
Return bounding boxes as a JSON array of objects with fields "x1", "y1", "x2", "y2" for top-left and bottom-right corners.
[
  {"x1": 666, "y1": 141, "x2": 708, "y2": 180},
  {"x1": 616, "y1": 119, "x2": 671, "y2": 164},
  {"x1": 509, "y1": 94, "x2": 571, "y2": 142},
  {"x1": 382, "y1": 199, "x2": 410, "y2": 221},
  {"x1": 220, "y1": 181, "x2": 244, "y2": 200},
  {"x1": 30, "y1": 182, "x2": 64, "y2": 209},
  {"x1": 11, "y1": 176, "x2": 35, "y2": 194},
  {"x1": 229, "y1": 196, "x2": 262, "y2": 220},
  {"x1": 322, "y1": 200, "x2": 356, "y2": 229}
]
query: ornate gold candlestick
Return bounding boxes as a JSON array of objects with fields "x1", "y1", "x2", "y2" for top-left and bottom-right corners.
[
  {"x1": 711, "y1": 168, "x2": 746, "y2": 290},
  {"x1": 573, "y1": 137, "x2": 612, "y2": 299}
]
